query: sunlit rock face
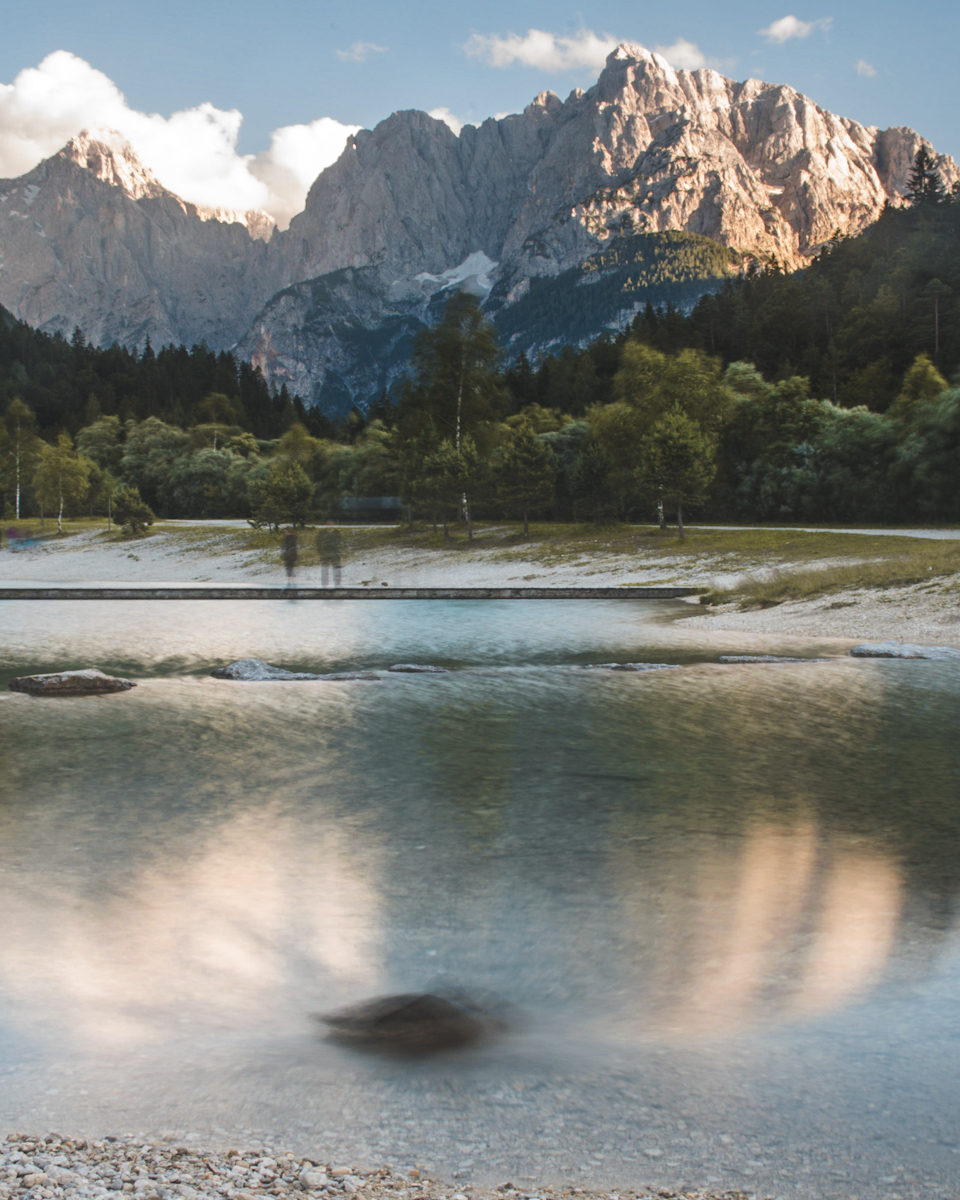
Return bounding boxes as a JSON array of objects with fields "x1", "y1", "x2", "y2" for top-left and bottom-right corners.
[
  {"x1": 0, "y1": 48, "x2": 955, "y2": 403},
  {"x1": 277, "y1": 44, "x2": 958, "y2": 285},
  {"x1": 0, "y1": 133, "x2": 277, "y2": 348}
]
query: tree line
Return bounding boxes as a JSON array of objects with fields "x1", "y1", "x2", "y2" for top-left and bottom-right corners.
[{"x1": 2, "y1": 149, "x2": 960, "y2": 532}]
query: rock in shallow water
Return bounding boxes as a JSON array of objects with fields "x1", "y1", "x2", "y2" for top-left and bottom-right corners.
[
  {"x1": 387, "y1": 664, "x2": 450, "y2": 673},
  {"x1": 582, "y1": 662, "x2": 680, "y2": 672},
  {"x1": 850, "y1": 642, "x2": 960, "y2": 660},
  {"x1": 319, "y1": 989, "x2": 512, "y2": 1052},
  {"x1": 211, "y1": 658, "x2": 378, "y2": 681},
  {"x1": 8, "y1": 668, "x2": 136, "y2": 695},
  {"x1": 718, "y1": 654, "x2": 826, "y2": 664}
]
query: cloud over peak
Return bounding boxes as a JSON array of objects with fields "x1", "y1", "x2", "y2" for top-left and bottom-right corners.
[
  {"x1": 428, "y1": 107, "x2": 464, "y2": 135},
  {"x1": 759, "y1": 14, "x2": 833, "y2": 43},
  {"x1": 0, "y1": 51, "x2": 359, "y2": 228},
  {"x1": 654, "y1": 38, "x2": 708, "y2": 71},
  {"x1": 464, "y1": 28, "x2": 617, "y2": 73}
]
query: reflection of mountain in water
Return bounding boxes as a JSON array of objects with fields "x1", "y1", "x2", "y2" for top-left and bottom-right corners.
[
  {"x1": 0, "y1": 643, "x2": 958, "y2": 1055},
  {"x1": 593, "y1": 659, "x2": 960, "y2": 1033}
]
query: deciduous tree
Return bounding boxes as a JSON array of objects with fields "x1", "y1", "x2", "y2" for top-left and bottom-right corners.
[
  {"x1": 33, "y1": 433, "x2": 92, "y2": 533},
  {"x1": 2, "y1": 398, "x2": 42, "y2": 519},
  {"x1": 248, "y1": 460, "x2": 313, "y2": 529},
  {"x1": 495, "y1": 428, "x2": 557, "y2": 535},
  {"x1": 638, "y1": 408, "x2": 716, "y2": 538}
]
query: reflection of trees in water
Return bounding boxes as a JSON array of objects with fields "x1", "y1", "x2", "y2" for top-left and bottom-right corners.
[
  {"x1": 583, "y1": 662, "x2": 960, "y2": 1032},
  {"x1": 424, "y1": 701, "x2": 518, "y2": 839}
]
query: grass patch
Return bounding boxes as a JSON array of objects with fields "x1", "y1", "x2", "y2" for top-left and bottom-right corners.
[
  {"x1": 356, "y1": 521, "x2": 953, "y2": 571},
  {"x1": 701, "y1": 541, "x2": 960, "y2": 608}
]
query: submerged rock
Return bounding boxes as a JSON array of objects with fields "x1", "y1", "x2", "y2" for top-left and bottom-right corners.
[
  {"x1": 8, "y1": 668, "x2": 135, "y2": 696},
  {"x1": 582, "y1": 662, "x2": 680, "y2": 672},
  {"x1": 719, "y1": 654, "x2": 825, "y2": 664},
  {"x1": 211, "y1": 658, "x2": 378, "y2": 681},
  {"x1": 850, "y1": 642, "x2": 960, "y2": 660},
  {"x1": 318, "y1": 988, "x2": 511, "y2": 1053},
  {"x1": 387, "y1": 664, "x2": 450, "y2": 673}
]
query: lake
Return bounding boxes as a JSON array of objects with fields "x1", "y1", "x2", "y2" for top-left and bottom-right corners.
[{"x1": 1, "y1": 599, "x2": 959, "y2": 1198}]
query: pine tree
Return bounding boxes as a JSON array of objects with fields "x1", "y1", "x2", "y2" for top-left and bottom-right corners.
[
  {"x1": 112, "y1": 484, "x2": 155, "y2": 536},
  {"x1": 907, "y1": 146, "x2": 947, "y2": 205}
]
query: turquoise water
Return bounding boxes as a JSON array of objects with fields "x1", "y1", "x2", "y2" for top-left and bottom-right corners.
[{"x1": 1, "y1": 600, "x2": 959, "y2": 1196}]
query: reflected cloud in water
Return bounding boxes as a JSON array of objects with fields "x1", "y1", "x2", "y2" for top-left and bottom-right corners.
[{"x1": 0, "y1": 806, "x2": 382, "y2": 1048}]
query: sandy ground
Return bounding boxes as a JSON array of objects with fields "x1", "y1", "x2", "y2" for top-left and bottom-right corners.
[
  {"x1": 2, "y1": 526, "x2": 959, "y2": 648},
  {"x1": 680, "y1": 580, "x2": 960, "y2": 647}
]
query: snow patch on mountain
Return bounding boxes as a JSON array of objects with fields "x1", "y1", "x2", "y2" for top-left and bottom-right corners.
[{"x1": 413, "y1": 251, "x2": 498, "y2": 296}]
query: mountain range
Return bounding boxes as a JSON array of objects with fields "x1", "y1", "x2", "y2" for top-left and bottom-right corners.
[{"x1": 1, "y1": 44, "x2": 956, "y2": 415}]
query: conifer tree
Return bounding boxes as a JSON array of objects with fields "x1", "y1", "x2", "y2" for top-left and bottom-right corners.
[{"x1": 907, "y1": 146, "x2": 947, "y2": 205}]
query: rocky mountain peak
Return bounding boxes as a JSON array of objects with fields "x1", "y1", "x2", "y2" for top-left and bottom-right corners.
[
  {"x1": 63, "y1": 131, "x2": 167, "y2": 201},
  {"x1": 60, "y1": 130, "x2": 275, "y2": 239}
]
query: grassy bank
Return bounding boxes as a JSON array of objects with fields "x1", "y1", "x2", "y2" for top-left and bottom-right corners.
[{"x1": 699, "y1": 539, "x2": 960, "y2": 607}]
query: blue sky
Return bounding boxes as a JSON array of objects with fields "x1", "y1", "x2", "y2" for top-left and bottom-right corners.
[{"x1": 1, "y1": 0, "x2": 957, "y2": 222}]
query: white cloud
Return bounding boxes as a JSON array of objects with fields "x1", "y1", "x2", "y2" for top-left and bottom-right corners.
[
  {"x1": 654, "y1": 38, "x2": 708, "y2": 70},
  {"x1": 464, "y1": 28, "x2": 618, "y2": 73},
  {"x1": 759, "y1": 15, "x2": 833, "y2": 43},
  {"x1": 856, "y1": 59, "x2": 876, "y2": 77},
  {"x1": 0, "y1": 50, "x2": 359, "y2": 228},
  {"x1": 428, "y1": 107, "x2": 463, "y2": 135},
  {"x1": 335, "y1": 42, "x2": 387, "y2": 63}
]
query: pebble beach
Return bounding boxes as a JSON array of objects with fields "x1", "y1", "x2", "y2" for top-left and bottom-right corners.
[{"x1": 0, "y1": 1135, "x2": 747, "y2": 1200}]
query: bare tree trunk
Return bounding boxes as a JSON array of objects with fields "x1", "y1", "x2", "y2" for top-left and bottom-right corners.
[
  {"x1": 657, "y1": 490, "x2": 665, "y2": 531},
  {"x1": 466, "y1": 500, "x2": 473, "y2": 541},
  {"x1": 677, "y1": 494, "x2": 684, "y2": 540},
  {"x1": 108, "y1": 496, "x2": 112, "y2": 530},
  {"x1": 14, "y1": 443, "x2": 21, "y2": 519},
  {"x1": 57, "y1": 490, "x2": 64, "y2": 535},
  {"x1": 523, "y1": 505, "x2": 529, "y2": 537}
]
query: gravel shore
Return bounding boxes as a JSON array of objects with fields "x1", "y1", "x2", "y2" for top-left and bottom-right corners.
[{"x1": 0, "y1": 1134, "x2": 748, "y2": 1200}]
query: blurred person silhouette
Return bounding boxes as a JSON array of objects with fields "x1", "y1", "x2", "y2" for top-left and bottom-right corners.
[
  {"x1": 281, "y1": 530, "x2": 299, "y2": 587},
  {"x1": 318, "y1": 519, "x2": 342, "y2": 588}
]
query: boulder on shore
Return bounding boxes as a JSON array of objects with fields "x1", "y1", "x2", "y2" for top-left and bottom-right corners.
[
  {"x1": 8, "y1": 668, "x2": 136, "y2": 696},
  {"x1": 850, "y1": 642, "x2": 960, "y2": 660},
  {"x1": 211, "y1": 658, "x2": 378, "y2": 681}
]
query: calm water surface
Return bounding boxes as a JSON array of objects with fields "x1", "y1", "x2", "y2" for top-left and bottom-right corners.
[{"x1": 1, "y1": 600, "x2": 959, "y2": 1198}]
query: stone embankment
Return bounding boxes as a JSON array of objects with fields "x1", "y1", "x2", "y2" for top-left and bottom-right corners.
[{"x1": 0, "y1": 1134, "x2": 748, "y2": 1200}]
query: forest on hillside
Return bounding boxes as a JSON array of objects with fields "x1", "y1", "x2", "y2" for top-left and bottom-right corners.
[{"x1": 2, "y1": 151, "x2": 959, "y2": 530}]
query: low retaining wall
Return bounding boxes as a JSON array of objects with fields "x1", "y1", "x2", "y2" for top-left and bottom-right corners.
[{"x1": 0, "y1": 586, "x2": 703, "y2": 600}]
